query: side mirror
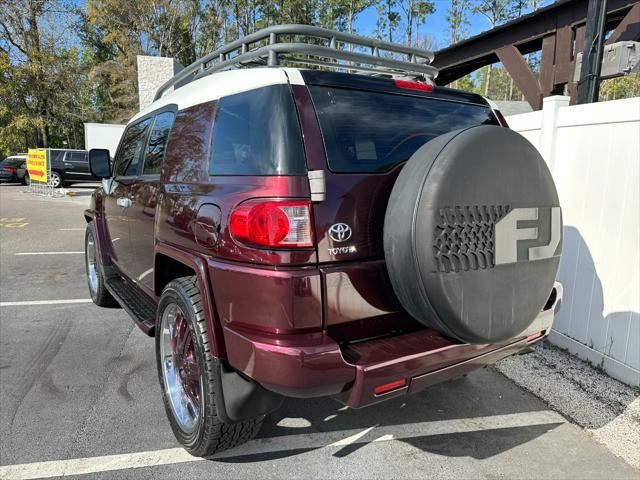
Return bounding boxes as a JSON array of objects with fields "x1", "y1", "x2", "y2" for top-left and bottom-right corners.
[{"x1": 89, "y1": 149, "x2": 111, "y2": 178}]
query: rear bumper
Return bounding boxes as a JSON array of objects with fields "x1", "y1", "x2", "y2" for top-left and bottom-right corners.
[{"x1": 224, "y1": 282, "x2": 562, "y2": 408}]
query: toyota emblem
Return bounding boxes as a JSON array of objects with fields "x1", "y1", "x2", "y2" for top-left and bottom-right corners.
[{"x1": 328, "y1": 223, "x2": 352, "y2": 242}]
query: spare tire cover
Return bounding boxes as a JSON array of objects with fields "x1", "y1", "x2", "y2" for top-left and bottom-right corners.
[{"x1": 384, "y1": 125, "x2": 562, "y2": 344}]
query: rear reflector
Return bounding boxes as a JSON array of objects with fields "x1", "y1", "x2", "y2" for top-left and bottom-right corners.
[
  {"x1": 526, "y1": 331, "x2": 545, "y2": 342},
  {"x1": 394, "y1": 79, "x2": 434, "y2": 92},
  {"x1": 374, "y1": 379, "x2": 407, "y2": 395},
  {"x1": 230, "y1": 199, "x2": 313, "y2": 248}
]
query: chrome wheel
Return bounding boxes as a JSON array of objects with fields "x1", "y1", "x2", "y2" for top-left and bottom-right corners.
[
  {"x1": 160, "y1": 303, "x2": 202, "y2": 433},
  {"x1": 86, "y1": 232, "x2": 99, "y2": 295},
  {"x1": 49, "y1": 172, "x2": 61, "y2": 188}
]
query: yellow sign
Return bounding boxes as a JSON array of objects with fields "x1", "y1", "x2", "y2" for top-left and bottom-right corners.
[{"x1": 27, "y1": 148, "x2": 48, "y2": 183}]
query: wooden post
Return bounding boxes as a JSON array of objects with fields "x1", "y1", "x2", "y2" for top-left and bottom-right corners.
[
  {"x1": 569, "y1": 25, "x2": 586, "y2": 104},
  {"x1": 496, "y1": 45, "x2": 543, "y2": 110},
  {"x1": 605, "y1": 2, "x2": 640, "y2": 44},
  {"x1": 540, "y1": 34, "x2": 557, "y2": 97}
]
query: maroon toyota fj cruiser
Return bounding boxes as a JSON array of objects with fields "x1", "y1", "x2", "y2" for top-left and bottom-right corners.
[{"x1": 85, "y1": 25, "x2": 562, "y2": 457}]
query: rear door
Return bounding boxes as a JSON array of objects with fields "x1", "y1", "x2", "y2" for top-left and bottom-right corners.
[
  {"x1": 64, "y1": 151, "x2": 94, "y2": 182},
  {"x1": 295, "y1": 78, "x2": 500, "y2": 331},
  {"x1": 104, "y1": 118, "x2": 152, "y2": 277},
  {"x1": 127, "y1": 110, "x2": 175, "y2": 294}
]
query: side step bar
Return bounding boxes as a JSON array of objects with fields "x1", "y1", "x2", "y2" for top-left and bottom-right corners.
[{"x1": 105, "y1": 276, "x2": 157, "y2": 336}]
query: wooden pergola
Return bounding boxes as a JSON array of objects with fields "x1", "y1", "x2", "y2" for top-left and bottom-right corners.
[{"x1": 432, "y1": 0, "x2": 640, "y2": 110}]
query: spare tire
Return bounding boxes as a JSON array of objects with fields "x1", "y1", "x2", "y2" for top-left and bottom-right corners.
[{"x1": 384, "y1": 125, "x2": 562, "y2": 344}]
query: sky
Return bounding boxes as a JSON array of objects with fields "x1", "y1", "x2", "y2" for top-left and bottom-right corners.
[{"x1": 353, "y1": 1, "x2": 511, "y2": 50}]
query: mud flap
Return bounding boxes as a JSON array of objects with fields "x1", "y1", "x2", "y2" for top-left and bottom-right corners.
[{"x1": 212, "y1": 359, "x2": 284, "y2": 423}]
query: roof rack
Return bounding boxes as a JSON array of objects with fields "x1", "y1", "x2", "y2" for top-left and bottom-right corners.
[{"x1": 154, "y1": 24, "x2": 438, "y2": 101}]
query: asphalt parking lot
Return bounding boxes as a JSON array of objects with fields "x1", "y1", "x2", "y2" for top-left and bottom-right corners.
[{"x1": 0, "y1": 183, "x2": 637, "y2": 480}]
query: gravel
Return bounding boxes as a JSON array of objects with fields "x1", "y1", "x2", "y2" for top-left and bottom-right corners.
[{"x1": 496, "y1": 341, "x2": 640, "y2": 470}]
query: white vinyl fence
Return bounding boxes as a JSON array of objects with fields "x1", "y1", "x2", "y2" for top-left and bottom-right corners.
[{"x1": 507, "y1": 96, "x2": 640, "y2": 386}]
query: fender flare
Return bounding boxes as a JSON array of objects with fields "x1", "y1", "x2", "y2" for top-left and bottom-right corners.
[
  {"x1": 154, "y1": 242, "x2": 226, "y2": 358},
  {"x1": 84, "y1": 191, "x2": 113, "y2": 271},
  {"x1": 154, "y1": 242, "x2": 283, "y2": 423}
]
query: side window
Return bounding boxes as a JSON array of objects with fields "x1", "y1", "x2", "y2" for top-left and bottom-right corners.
[
  {"x1": 68, "y1": 152, "x2": 87, "y2": 162},
  {"x1": 142, "y1": 111, "x2": 175, "y2": 175},
  {"x1": 113, "y1": 118, "x2": 151, "y2": 177},
  {"x1": 209, "y1": 84, "x2": 306, "y2": 175}
]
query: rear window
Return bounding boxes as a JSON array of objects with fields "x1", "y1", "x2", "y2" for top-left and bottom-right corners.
[
  {"x1": 209, "y1": 84, "x2": 306, "y2": 176},
  {"x1": 309, "y1": 86, "x2": 498, "y2": 173},
  {"x1": 2, "y1": 158, "x2": 25, "y2": 166}
]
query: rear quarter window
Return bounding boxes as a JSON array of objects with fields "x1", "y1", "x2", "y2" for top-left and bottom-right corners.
[
  {"x1": 143, "y1": 111, "x2": 175, "y2": 175},
  {"x1": 309, "y1": 86, "x2": 497, "y2": 173},
  {"x1": 163, "y1": 102, "x2": 214, "y2": 183},
  {"x1": 49, "y1": 150, "x2": 66, "y2": 164},
  {"x1": 209, "y1": 84, "x2": 306, "y2": 176}
]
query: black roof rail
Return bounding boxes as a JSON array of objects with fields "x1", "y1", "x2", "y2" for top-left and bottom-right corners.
[{"x1": 154, "y1": 24, "x2": 438, "y2": 101}]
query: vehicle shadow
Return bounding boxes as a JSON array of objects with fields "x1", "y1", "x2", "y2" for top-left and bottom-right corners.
[
  {"x1": 551, "y1": 225, "x2": 640, "y2": 398},
  {"x1": 210, "y1": 368, "x2": 563, "y2": 463}
]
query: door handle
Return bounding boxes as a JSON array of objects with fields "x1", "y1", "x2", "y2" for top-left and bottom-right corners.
[{"x1": 117, "y1": 197, "x2": 131, "y2": 208}]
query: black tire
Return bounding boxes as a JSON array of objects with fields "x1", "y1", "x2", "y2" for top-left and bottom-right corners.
[
  {"x1": 85, "y1": 223, "x2": 117, "y2": 307},
  {"x1": 384, "y1": 125, "x2": 561, "y2": 344},
  {"x1": 49, "y1": 171, "x2": 63, "y2": 188},
  {"x1": 22, "y1": 174, "x2": 30, "y2": 186},
  {"x1": 156, "y1": 276, "x2": 263, "y2": 457}
]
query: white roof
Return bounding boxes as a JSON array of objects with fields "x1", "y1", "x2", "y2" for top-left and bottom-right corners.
[{"x1": 130, "y1": 67, "x2": 305, "y2": 124}]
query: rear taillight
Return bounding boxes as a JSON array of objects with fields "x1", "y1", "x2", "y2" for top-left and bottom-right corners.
[
  {"x1": 394, "y1": 79, "x2": 434, "y2": 92},
  {"x1": 2, "y1": 167, "x2": 17, "y2": 173},
  {"x1": 230, "y1": 200, "x2": 314, "y2": 248}
]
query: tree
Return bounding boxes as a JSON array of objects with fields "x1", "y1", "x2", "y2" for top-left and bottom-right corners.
[
  {"x1": 83, "y1": 0, "x2": 225, "y2": 122},
  {"x1": 455, "y1": 73, "x2": 479, "y2": 93},
  {"x1": 446, "y1": 0, "x2": 470, "y2": 45},
  {"x1": 472, "y1": 0, "x2": 512, "y2": 95},
  {"x1": 445, "y1": 0, "x2": 470, "y2": 88},
  {"x1": 376, "y1": 0, "x2": 401, "y2": 43},
  {"x1": 399, "y1": 0, "x2": 435, "y2": 47},
  {"x1": 346, "y1": 0, "x2": 374, "y2": 35},
  {"x1": 599, "y1": 74, "x2": 640, "y2": 101},
  {"x1": 0, "y1": 0, "x2": 92, "y2": 153}
]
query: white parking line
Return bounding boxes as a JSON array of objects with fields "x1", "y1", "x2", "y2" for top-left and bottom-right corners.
[
  {"x1": 0, "y1": 410, "x2": 565, "y2": 479},
  {"x1": 0, "y1": 299, "x2": 92, "y2": 307},
  {"x1": 59, "y1": 228, "x2": 85, "y2": 231},
  {"x1": 15, "y1": 252, "x2": 83, "y2": 256}
]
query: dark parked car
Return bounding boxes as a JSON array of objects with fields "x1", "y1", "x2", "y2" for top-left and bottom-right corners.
[
  {"x1": 47, "y1": 149, "x2": 100, "y2": 187},
  {"x1": 0, "y1": 154, "x2": 29, "y2": 185},
  {"x1": 84, "y1": 26, "x2": 563, "y2": 457}
]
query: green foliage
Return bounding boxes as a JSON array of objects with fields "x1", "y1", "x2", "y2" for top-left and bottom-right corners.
[
  {"x1": 599, "y1": 74, "x2": 640, "y2": 102},
  {"x1": 446, "y1": 0, "x2": 471, "y2": 44},
  {"x1": 0, "y1": 0, "x2": 638, "y2": 160},
  {"x1": 0, "y1": 0, "x2": 99, "y2": 157}
]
